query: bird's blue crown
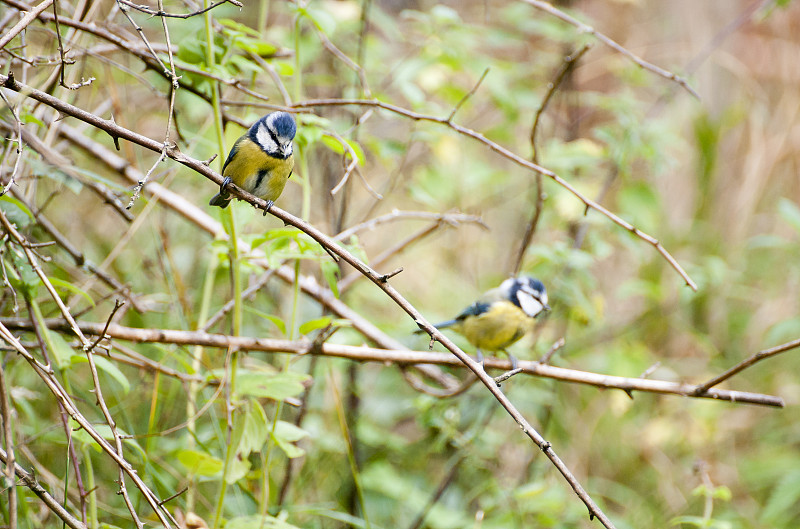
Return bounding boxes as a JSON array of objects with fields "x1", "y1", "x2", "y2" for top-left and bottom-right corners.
[{"x1": 269, "y1": 112, "x2": 296, "y2": 140}]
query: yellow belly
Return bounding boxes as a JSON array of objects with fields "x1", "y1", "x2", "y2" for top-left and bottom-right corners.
[
  {"x1": 223, "y1": 138, "x2": 294, "y2": 202},
  {"x1": 452, "y1": 302, "x2": 531, "y2": 351}
]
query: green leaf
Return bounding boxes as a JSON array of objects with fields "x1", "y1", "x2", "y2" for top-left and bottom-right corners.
[
  {"x1": 0, "y1": 196, "x2": 34, "y2": 226},
  {"x1": 321, "y1": 259, "x2": 340, "y2": 298},
  {"x1": 778, "y1": 198, "x2": 800, "y2": 234},
  {"x1": 244, "y1": 306, "x2": 287, "y2": 336},
  {"x1": 70, "y1": 355, "x2": 130, "y2": 394},
  {"x1": 47, "y1": 331, "x2": 78, "y2": 369},
  {"x1": 272, "y1": 421, "x2": 309, "y2": 459},
  {"x1": 49, "y1": 277, "x2": 95, "y2": 308},
  {"x1": 225, "y1": 514, "x2": 303, "y2": 529},
  {"x1": 239, "y1": 401, "x2": 269, "y2": 455},
  {"x1": 235, "y1": 370, "x2": 309, "y2": 401},
  {"x1": 320, "y1": 136, "x2": 365, "y2": 165},
  {"x1": 176, "y1": 449, "x2": 223, "y2": 477},
  {"x1": 71, "y1": 424, "x2": 145, "y2": 460},
  {"x1": 273, "y1": 61, "x2": 294, "y2": 76},
  {"x1": 218, "y1": 19, "x2": 262, "y2": 38},
  {"x1": 299, "y1": 316, "x2": 332, "y2": 335}
]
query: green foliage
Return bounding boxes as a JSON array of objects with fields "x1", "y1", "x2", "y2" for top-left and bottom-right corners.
[{"x1": 1, "y1": 1, "x2": 798, "y2": 529}]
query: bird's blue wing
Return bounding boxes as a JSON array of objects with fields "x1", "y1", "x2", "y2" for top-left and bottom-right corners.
[
  {"x1": 222, "y1": 137, "x2": 243, "y2": 175},
  {"x1": 455, "y1": 301, "x2": 490, "y2": 321}
]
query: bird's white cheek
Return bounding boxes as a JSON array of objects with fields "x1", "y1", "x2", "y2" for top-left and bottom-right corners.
[{"x1": 517, "y1": 292, "x2": 544, "y2": 317}]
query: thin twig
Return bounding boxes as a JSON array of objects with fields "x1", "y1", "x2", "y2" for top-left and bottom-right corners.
[
  {"x1": 116, "y1": 0, "x2": 241, "y2": 18},
  {"x1": 0, "y1": 0, "x2": 53, "y2": 50},
  {"x1": 51, "y1": 1, "x2": 94, "y2": 89},
  {"x1": 335, "y1": 210, "x2": 487, "y2": 241},
  {"x1": 694, "y1": 337, "x2": 800, "y2": 394},
  {"x1": 447, "y1": 67, "x2": 489, "y2": 122},
  {"x1": 0, "y1": 445, "x2": 86, "y2": 529},
  {"x1": 511, "y1": 44, "x2": 591, "y2": 275},
  {"x1": 539, "y1": 337, "x2": 565, "y2": 364},
  {"x1": 519, "y1": 0, "x2": 699, "y2": 99},
  {"x1": 291, "y1": 97, "x2": 698, "y2": 290},
  {"x1": 0, "y1": 90, "x2": 24, "y2": 196},
  {"x1": 0, "y1": 361, "x2": 17, "y2": 529}
]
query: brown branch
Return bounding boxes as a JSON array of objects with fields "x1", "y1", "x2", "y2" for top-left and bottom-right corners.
[
  {"x1": 54, "y1": 122, "x2": 460, "y2": 392},
  {"x1": 290, "y1": 97, "x2": 698, "y2": 291},
  {"x1": 519, "y1": 0, "x2": 699, "y2": 99},
  {"x1": 0, "y1": 445, "x2": 87, "y2": 529},
  {"x1": 0, "y1": 208, "x2": 150, "y2": 528},
  {"x1": 0, "y1": 73, "x2": 651, "y2": 526},
  {"x1": 0, "y1": 0, "x2": 53, "y2": 50},
  {"x1": 334, "y1": 210, "x2": 487, "y2": 241},
  {"x1": 0, "y1": 360, "x2": 17, "y2": 529},
  {"x1": 1, "y1": 318, "x2": 785, "y2": 408},
  {"x1": 0, "y1": 323, "x2": 175, "y2": 527},
  {"x1": 694, "y1": 337, "x2": 800, "y2": 394},
  {"x1": 511, "y1": 44, "x2": 591, "y2": 276},
  {"x1": 116, "y1": 0, "x2": 242, "y2": 19},
  {"x1": 51, "y1": 1, "x2": 94, "y2": 90}
]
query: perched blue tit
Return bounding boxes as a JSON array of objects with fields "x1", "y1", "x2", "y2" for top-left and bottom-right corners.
[
  {"x1": 209, "y1": 111, "x2": 296, "y2": 213},
  {"x1": 422, "y1": 277, "x2": 549, "y2": 369}
]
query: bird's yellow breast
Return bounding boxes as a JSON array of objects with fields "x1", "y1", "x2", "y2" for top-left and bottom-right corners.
[
  {"x1": 223, "y1": 137, "x2": 294, "y2": 203},
  {"x1": 452, "y1": 301, "x2": 532, "y2": 351}
]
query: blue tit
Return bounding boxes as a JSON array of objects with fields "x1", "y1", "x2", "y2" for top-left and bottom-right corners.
[
  {"x1": 209, "y1": 111, "x2": 296, "y2": 213},
  {"x1": 422, "y1": 276, "x2": 549, "y2": 369}
]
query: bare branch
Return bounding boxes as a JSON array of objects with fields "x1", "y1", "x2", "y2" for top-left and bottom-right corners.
[
  {"x1": 116, "y1": 0, "x2": 242, "y2": 19},
  {"x1": 2, "y1": 318, "x2": 785, "y2": 408},
  {"x1": 0, "y1": 445, "x2": 86, "y2": 529},
  {"x1": 519, "y1": 0, "x2": 699, "y2": 99},
  {"x1": 0, "y1": 0, "x2": 53, "y2": 50},
  {"x1": 694, "y1": 337, "x2": 800, "y2": 394},
  {"x1": 291, "y1": 97, "x2": 699, "y2": 291},
  {"x1": 511, "y1": 44, "x2": 591, "y2": 276}
]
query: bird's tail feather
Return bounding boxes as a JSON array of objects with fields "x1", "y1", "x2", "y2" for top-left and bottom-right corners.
[
  {"x1": 413, "y1": 319, "x2": 458, "y2": 334},
  {"x1": 209, "y1": 192, "x2": 231, "y2": 208}
]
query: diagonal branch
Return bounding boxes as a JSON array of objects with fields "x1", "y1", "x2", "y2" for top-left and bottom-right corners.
[
  {"x1": 519, "y1": 0, "x2": 699, "y2": 99},
  {"x1": 694, "y1": 337, "x2": 800, "y2": 394},
  {"x1": 291, "y1": 98, "x2": 698, "y2": 291}
]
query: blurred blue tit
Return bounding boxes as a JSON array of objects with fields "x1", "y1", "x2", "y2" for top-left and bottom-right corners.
[
  {"x1": 420, "y1": 276, "x2": 549, "y2": 369},
  {"x1": 209, "y1": 111, "x2": 296, "y2": 213}
]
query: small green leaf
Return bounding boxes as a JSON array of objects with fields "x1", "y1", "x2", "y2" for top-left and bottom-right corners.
[
  {"x1": 245, "y1": 306, "x2": 287, "y2": 336},
  {"x1": 272, "y1": 420, "x2": 309, "y2": 459},
  {"x1": 240, "y1": 401, "x2": 269, "y2": 454},
  {"x1": 273, "y1": 61, "x2": 294, "y2": 76},
  {"x1": 0, "y1": 196, "x2": 34, "y2": 226},
  {"x1": 225, "y1": 514, "x2": 303, "y2": 529},
  {"x1": 299, "y1": 316, "x2": 332, "y2": 335},
  {"x1": 235, "y1": 371, "x2": 309, "y2": 401},
  {"x1": 49, "y1": 277, "x2": 95, "y2": 308},
  {"x1": 176, "y1": 449, "x2": 223, "y2": 476},
  {"x1": 70, "y1": 355, "x2": 130, "y2": 394},
  {"x1": 47, "y1": 331, "x2": 78, "y2": 369},
  {"x1": 778, "y1": 198, "x2": 800, "y2": 234},
  {"x1": 712, "y1": 486, "x2": 731, "y2": 501},
  {"x1": 321, "y1": 259, "x2": 340, "y2": 298}
]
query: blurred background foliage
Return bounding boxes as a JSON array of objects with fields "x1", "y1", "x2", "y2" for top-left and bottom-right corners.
[{"x1": 1, "y1": 0, "x2": 799, "y2": 528}]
